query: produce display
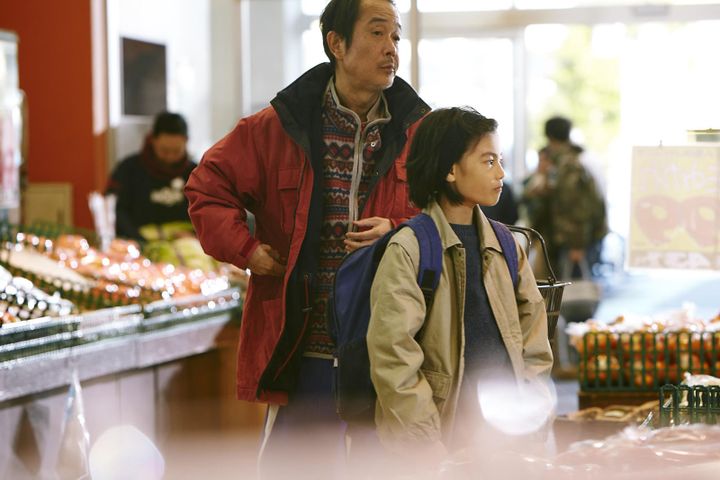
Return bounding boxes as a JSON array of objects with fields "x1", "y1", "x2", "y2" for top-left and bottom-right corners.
[
  {"x1": 0, "y1": 221, "x2": 247, "y2": 363},
  {"x1": 567, "y1": 304, "x2": 720, "y2": 390},
  {"x1": 139, "y1": 221, "x2": 219, "y2": 272},
  {"x1": 0, "y1": 225, "x2": 242, "y2": 316},
  {"x1": 0, "y1": 264, "x2": 75, "y2": 324}
]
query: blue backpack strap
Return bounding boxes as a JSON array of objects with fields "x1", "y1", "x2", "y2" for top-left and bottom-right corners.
[
  {"x1": 489, "y1": 219, "x2": 518, "y2": 290},
  {"x1": 403, "y1": 214, "x2": 443, "y2": 305}
]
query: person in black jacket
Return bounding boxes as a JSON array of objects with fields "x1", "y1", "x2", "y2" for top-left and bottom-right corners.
[
  {"x1": 480, "y1": 180, "x2": 519, "y2": 225},
  {"x1": 105, "y1": 112, "x2": 196, "y2": 242}
]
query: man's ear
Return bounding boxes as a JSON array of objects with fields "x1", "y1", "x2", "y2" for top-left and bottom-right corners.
[{"x1": 326, "y1": 31, "x2": 346, "y2": 62}]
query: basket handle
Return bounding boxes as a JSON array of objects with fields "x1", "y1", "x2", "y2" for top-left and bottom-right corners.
[{"x1": 507, "y1": 225, "x2": 558, "y2": 284}]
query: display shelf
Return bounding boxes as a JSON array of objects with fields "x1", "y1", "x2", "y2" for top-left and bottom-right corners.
[{"x1": 0, "y1": 310, "x2": 237, "y2": 402}]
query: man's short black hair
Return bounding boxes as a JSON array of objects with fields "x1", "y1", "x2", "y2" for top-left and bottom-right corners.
[
  {"x1": 320, "y1": 0, "x2": 395, "y2": 67},
  {"x1": 544, "y1": 116, "x2": 571, "y2": 143},
  {"x1": 152, "y1": 111, "x2": 188, "y2": 137},
  {"x1": 407, "y1": 107, "x2": 498, "y2": 209}
]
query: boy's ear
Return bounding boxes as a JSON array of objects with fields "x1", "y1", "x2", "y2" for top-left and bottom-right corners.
[{"x1": 445, "y1": 164, "x2": 456, "y2": 183}]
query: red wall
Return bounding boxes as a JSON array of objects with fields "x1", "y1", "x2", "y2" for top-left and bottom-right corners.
[{"x1": 0, "y1": 0, "x2": 107, "y2": 229}]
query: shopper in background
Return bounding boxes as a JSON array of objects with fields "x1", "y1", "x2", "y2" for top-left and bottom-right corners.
[
  {"x1": 522, "y1": 116, "x2": 607, "y2": 280},
  {"x1": 184, "y1": 0, "x2": 428, "y2": 477},
  {"x1": 522, "y1": 146, "x2": 557, "y2": 276},
  {"x1": 368, "y1": 107, "x2": 553, "y2": 470},
  {"x1": 105, "y1": 111, "x2": 196, "y2": 242}
]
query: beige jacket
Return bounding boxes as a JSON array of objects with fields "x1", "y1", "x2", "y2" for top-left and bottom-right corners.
[{"x1": 367, "y1": 201, "x2": 553, "y2": 452}]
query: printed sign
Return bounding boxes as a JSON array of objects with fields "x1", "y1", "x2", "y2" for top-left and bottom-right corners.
[{"x1": 629, "y1": 146, "x2": 720, "y2": 270}]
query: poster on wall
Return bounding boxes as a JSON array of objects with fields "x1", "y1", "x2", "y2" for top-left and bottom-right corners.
[
  {"x1": 629, "y1": 146, "x2": 720, "y2": 270},
  {"x1": 121, "y1": 37, "x2": 167, "y2": 116}
]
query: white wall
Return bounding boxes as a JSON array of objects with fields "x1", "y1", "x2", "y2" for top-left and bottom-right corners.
[
  {"x1": 107, "y1": 0, "x2": 240, "y2": 165},
  {"x1": 243, "y1": 0, "x2": 307, "y2": 114}
]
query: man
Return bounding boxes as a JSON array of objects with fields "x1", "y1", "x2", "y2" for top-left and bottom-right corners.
[
  {"x1": 185, "y1": 0, "x2": 428, "y2": 476},
  {"x1": 541, "y1": 116, "x2": 607, "y2": 279},
  {"x1": 106, "y1": 112, "x2": 195, "y2": 242}
]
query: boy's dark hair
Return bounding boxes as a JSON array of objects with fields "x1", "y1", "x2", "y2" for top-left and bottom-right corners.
[
  {"x1": 152, "y1": 111, "x2": 188, "y2": 137},
  {"x1": 320, "y1": 0, "x2": 395, "y2": 68},
  {"x1": 544, "y1": 116, "x2": 571, "y2": 143},
  {"x1": 407, "y1": 107, "x2": 498, "y2": 209}
]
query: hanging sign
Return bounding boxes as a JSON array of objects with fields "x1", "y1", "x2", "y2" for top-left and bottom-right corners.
[{"x1": 629, "y1": 145, "x2": 720, "y2": 270}]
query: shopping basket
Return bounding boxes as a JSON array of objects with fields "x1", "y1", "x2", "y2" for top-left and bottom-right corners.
[{"x1": 507, "y1": 225, "x2": 570, "y2": 340}]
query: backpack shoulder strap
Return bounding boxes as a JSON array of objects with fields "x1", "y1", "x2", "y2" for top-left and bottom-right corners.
[
  {"x1": 488, "y1": 219, "x2": 518, "y2": 290},
  {"x1": 403, "y1": 214, "x2": 443, "y2": 305}
]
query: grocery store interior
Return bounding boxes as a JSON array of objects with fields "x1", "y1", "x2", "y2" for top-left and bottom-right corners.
[{"x1": 1, "y1": 0, "x2": 720, "y2": 479}]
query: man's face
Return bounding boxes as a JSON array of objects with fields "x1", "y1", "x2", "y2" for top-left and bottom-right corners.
[
  {"x1": 335, "y1": 0, "x2": 401, "y2": 94},
  {"x1": 151, "y1": 133, "x2": 187, "y2": 164}
]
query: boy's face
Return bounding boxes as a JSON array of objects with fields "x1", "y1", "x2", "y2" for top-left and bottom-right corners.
[{"x1": 446, "y1": 132, "x2": 505, "y2": 208}]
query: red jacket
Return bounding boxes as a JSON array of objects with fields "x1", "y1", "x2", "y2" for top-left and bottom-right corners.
[{"x1": 186, "y1": 64, "x2": 429, "y2": 403}]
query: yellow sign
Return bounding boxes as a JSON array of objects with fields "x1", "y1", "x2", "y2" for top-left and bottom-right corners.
[{"x1": 629, "y1": 146, "x2": 720, "y2": 270}]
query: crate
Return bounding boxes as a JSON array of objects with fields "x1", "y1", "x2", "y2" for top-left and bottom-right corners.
[
  {"x1": 659, "y1": 384, "x2": 720, "y2": 426},
  {"x1": 576, "y1": 330, "x2": 720, "y2": 392}
]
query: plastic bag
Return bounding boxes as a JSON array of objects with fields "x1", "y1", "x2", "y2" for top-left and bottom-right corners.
[{"x1": 55, "y1": 370, "x2": 91, "y2": 479}]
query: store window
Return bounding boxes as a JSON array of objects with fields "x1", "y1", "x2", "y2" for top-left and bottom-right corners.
[
  {"x1": 417, "y1": 0, "x2": 512, "y2": 11},
  {"x1": 515, "y1": 0, "x2": 720, "y2": 7},
  {"x1": 524, "y1": 20, "x2": 720, "y2": 236},
  {"x1": 301, "y1": 20, "x2": 412, "y2": 82},
  {"x1": 301, "y1": 0, "x2": 411, "y2": 15},
  {"x1": 418, "y1": 37, "x2": 516, "y2": 176}
]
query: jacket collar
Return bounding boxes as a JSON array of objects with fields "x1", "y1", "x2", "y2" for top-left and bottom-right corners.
[
  {"x1": 423, "y1": 199, "x2": 502, "y2": 254},
  {"x1": 324, "y1": 79, "x2": 392, "y2": 130},
  {"x1": 271, "y1": 62, "x2": 428, "y2": 136}
]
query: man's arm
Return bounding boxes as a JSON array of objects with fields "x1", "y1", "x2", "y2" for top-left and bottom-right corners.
[{"x1": 185, "y1": 119, "x2": 285, "y2": 275}]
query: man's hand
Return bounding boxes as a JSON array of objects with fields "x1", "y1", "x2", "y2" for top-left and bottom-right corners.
[
  {"x1": 248, "y1": 244, "x2": 286, "y2": 277},
  {"x1": 344, "y1": 217, "x2": 393, "y2": 253}
]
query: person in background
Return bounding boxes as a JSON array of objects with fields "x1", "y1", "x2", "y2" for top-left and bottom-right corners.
[
  {"x1": 368, "y1": 107, "x2": 553, "y2": 470},
  {"x1": 105, "y1": 111, "x2": 196, "y2": 242},
  {"x1": 184, "y1": 0, "x2": 429, "y2": 477},
  {"x1": 521, "y1": 146, "x2": 556, "y2": 277},
  {"x1": 522, "y1": 116, "x2": 607, "y2": 279}
]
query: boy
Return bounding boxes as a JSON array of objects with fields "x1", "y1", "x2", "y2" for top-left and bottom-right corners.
[{"x1": 367, "y1": 107, "x2": 554, "y2": 467}]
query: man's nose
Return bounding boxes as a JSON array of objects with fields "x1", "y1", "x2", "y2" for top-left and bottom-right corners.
[{"x1": 384, "y1": 38, "x2": 398, "y2": 56}]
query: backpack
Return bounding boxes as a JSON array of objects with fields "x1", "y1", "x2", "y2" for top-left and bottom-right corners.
[{"x1": 328, "y1": 213, "x2": 518, "y2": 421}]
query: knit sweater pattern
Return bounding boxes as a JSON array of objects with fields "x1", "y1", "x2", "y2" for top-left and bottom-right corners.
[{"x1": 303, "y1": 83, "x2": 388, "y2": 356}]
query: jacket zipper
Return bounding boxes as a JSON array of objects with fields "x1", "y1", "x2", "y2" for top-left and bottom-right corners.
[
  {"x1": 273, "y1": 272, "x2": 312, "y2": 381},
  {"x1": 272, "y1": 155, "x2": 311, "y2": 382}
]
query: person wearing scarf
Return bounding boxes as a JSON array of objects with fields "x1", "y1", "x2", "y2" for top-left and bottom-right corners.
[{"x1": 106, "y1": 112, "x2": 196, "y2": 242}]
